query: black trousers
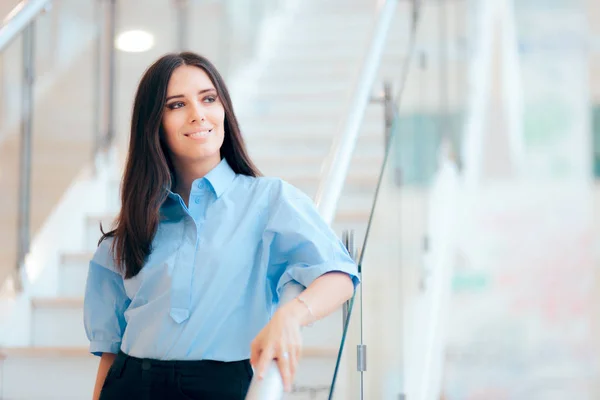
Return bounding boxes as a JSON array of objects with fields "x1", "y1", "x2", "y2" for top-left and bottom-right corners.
[{"x1": 99, "y1": 351, "x2": 253, "y2": 400}]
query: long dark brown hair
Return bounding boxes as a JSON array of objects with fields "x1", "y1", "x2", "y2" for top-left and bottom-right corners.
[{"x1": 100, "y1": 52, "x2": 260, "y2": 278}]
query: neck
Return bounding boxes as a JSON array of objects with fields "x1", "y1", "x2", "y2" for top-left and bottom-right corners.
[{"x1": 172, "y1": 156, "x2": 221, "y2": 201}]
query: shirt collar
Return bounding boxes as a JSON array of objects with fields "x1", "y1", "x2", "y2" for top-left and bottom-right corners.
[
  {"x1": 202, "y1": 158, "x2": 237, "y2": 198},
  {"x1": 166, "y1": 158, "x2": 236, "y2": 200}
]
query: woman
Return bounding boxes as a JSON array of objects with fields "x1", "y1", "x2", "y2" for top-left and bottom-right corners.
[{"x1": 84, "y1": 52, "x2": 359, "y2": 400}]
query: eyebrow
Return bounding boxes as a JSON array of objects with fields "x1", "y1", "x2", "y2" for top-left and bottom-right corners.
[{"x1": 165, "y1": 88, "x2": 216, "y2": 102}]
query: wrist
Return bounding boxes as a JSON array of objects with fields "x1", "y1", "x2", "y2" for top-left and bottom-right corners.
[{"x1": 280, "y1": 298, "x2": 313, "y2": 327}]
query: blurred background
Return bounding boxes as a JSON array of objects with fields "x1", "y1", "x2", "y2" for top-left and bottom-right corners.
[{"x1": 0, "y1": 0, "x2": 598, "y2": 399}]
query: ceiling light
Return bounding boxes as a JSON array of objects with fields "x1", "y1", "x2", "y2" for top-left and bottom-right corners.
[{"x1": 115, "y1": 30, "x2": 154, "y2": 53}]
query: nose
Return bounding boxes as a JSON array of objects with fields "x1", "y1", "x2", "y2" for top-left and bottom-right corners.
[{"x1": 189, "y1": 101, "x2": 205, "y2": 123}]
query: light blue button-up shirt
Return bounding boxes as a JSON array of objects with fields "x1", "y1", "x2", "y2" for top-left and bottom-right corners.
[{"x1": 84, "y1": 159, "x2": 359, "y2": 361}]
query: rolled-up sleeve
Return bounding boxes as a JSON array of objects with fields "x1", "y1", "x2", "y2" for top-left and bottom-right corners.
[
  {"x1": 84, "y1": 258, "x2": 130, "y2": 356},
  {"x1": 266, "y1": 180, "x2": 360, "y2": 302}
]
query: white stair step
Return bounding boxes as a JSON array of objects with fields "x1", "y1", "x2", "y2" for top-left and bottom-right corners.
[
  {"x1": 258, "y1": 80, "x2": 352, "y2": 95},
  {"x1": 30, "y1": 297, "x2": 87, "y2": 347},
  {"x1": 256, "y1": 155, "x2": 383, "y2": 179},
  {"x1": 240, "y1": 99, "x2": 350, "y2": 117},
  {"x1": 337, "y1": 193, "x2": 375, "y2": 213},
  {"x1": 274, "y1": 43, "x2": 371, "y2": 60},
  {"x1": 59, "y1": 252, "x2": 92, "y2": 297},
  {"x1": 242, "y1": 88, "x2": 353, "y2": 104},
  {"x1": 281, "y1": 25, "x2": 410, "y2": 46},
  {"x1": 279, "y1": 29, "x2": 369, "y2": 45},
  {"x1": 334, "y1": 210, "x2": 370, "y2": 226},
  {"x1": 257, "y1": 64, "x2": 357, "y2": 82},
  {"x1": 107, "y1": 178, "x2": 121, "y2": 212},
  {"x1": 265, "y1": 53, "x2": 405, "y2": 73},
  {"x1": 249, "y1": 142, "x2": 383, "y2": 159},
  {"x1": 0, "y1": 347, "x2": 98, "y2": 399},
  {"x1": 287, "y1": 175, "x2": 379, "y2": 197},
  {"x1": 257, "y1": 60, "x2": 410, "y2": 84},
  {"x1": 242, "y1": 118, "x2": 386, "y2": 137},
  {"x1": 245, "y1": 135, "x2": 383, "y2": 154},
  {"x1": 84, "y1": 215, "x2": 111, "y2": 251},
  {"x1": 274, "y1": 35, "x2": 413, "y2": 61},
  {"x1": 286, "y1": 23, "x2": 371, "y2": 36},
  {"x1": 290, "y1": 13, "x2": 372, "y2": 24},
  {"x1": 242, "y1": 104, "x2": 385, "y2": 123}
]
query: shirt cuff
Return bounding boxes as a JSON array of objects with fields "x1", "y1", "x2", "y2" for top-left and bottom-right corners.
[
  {"x1": 89, "y1": 340, "x2": 121, "y2": 357},
  {"x1": 277, "y1": 260, "x2": 360, "y2": 299}
]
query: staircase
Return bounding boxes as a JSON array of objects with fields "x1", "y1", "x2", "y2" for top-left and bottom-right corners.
[
  {"x1": 0, "y1": 0, "x2": 99, "y2": 290},
  {"x1": 0, "y1": 0, "x2": 411, "y2": 398}
]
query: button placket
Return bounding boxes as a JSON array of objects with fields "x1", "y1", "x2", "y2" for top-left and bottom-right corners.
[
  {"x1": 169, "y1": 217, "x2": 195, "y2": 324},
  {"x1": 189, "y1": 180, "x2": 209, "y2": 223}
]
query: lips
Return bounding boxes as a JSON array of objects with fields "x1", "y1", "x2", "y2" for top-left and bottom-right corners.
[{"x1": 184, "y1": 129, "x2": 213, "y2": 139}]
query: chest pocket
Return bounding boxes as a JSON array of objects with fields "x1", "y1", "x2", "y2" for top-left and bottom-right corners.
[{"x1": 123, "y1": 221, "x2": 185, "y2": 301}]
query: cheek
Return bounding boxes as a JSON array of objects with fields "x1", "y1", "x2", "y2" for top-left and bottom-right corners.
[
  {"x1": 211, "y1": 106, "x2": 226, "y2": 129},
  {"x1": 215, "y1": 109, "x2": 226, "y2": 141}
]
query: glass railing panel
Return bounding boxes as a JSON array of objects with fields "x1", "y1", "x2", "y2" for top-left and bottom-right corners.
[
  {"x1": 0, "y1": 29, "x2": 23, "y2": 288},
  {"x1": 329, "y1": 0, "x2": 468, "y2": 398},
  {"x1": 320, "y1": 2, "x2": 417, "y2": 399},
  {"x1": 332, "y1": 0, "x2": 600, "y2": 398},
  {"x1": 28, "y1": 0, "x2": 100, "y2": 254}
]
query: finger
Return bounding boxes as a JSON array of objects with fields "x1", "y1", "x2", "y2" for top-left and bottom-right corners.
[
  {"x1": 256, "y1": 346, "x2": 276, "y2": 379},
  {"x1": 294, "y1": 335, "x2": 303, "y2": 362},
  {"x1": 250, "y1": 341, "x2": 260, "y2": 368},
  {"x1": 276, "y1": 349, "x2": 292, "y2": 392},
  {"x1": 288, "y1": 346, "x2": 298, "y2": 383},
  {"x1": 292, "y1": 335, "x2": 303, "y2": 376}
]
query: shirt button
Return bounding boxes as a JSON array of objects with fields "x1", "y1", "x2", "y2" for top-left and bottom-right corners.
[
  {"x1": 197, "y1": 181, "x2": 204, "y2": 189},
  {"x1": 194, "y1": 196, "x2": 201, "y2": 204},
  {"x1": 141, "y1": 360, "x2": 151, "y2": 370}
]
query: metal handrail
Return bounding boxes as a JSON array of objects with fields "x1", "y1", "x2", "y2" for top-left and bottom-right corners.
[
  {"x1": 0, "y1": 0, "x2": 51, "y2": 53},
  {"x1": 1, "y1": 0, "x2": 51, "y2": 292},
  {"x1": 314, "y1": 0, "x2": 398, "y2": 225},
  {"x1": 245, "y1": 1, "x2": 399, "y2": 398}
]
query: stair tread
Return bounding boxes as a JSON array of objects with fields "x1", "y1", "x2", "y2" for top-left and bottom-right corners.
[
  {"x1": 255, "y1": 154, "x2": 383, "y2": 163},
  {"x1": 61, "y1": 252, "x2": 94, "y2": 264},
  {"x1": 0, "y1": 346, "x2": 93, "y2": 358},
  {"x1": 31, "y1": 297, "x2": 84, "y2": 308}
]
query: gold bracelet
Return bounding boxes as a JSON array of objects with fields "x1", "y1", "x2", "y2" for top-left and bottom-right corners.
[{"x1": 296, "y1": 295, "x2": 315, "y2": 327}]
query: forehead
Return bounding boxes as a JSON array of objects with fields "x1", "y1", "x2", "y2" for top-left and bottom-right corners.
[{"x1": 167, "y1": 65, "x2": 215, "y2": 94}]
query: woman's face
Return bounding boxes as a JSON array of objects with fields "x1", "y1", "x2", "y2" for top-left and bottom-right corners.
[{"x1": 162, "y1": 65, "x2": 225, "y2": 168}]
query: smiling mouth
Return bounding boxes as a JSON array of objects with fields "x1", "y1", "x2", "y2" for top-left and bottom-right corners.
[{"x1": 185, "y1": 129, "x2": 213, "y2": 139}]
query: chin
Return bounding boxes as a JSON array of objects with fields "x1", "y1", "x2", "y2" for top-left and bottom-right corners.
[{"x1": 191, "y1": 150, "x2": 221, "y2": 163}]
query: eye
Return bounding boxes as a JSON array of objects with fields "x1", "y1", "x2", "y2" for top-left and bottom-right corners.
[
  {"x1": 167, "y1": 101, "x2": 184, "y2": 110},
  {"x1": 203, "y1": 95, "x2": 217, "y2": 103}
]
